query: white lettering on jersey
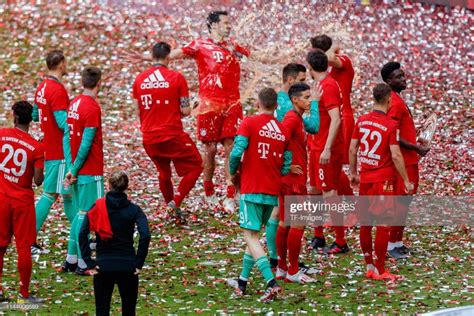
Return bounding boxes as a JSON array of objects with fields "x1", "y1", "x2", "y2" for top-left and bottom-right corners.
[
  {"x1": 36, "y1": 83, "x2": 47, "y2": 105},
  {"x1": 140, "y1": 69, "x2": 169, "y2": 89},
  {"x1": 212, "y1": 51, "x2": 224, "y2": 63},
  {"x1": 258, "y1": 120, "x2": 286, "y2": 141},
  {"x1": 257, "y1": 142, "x2": 270, "y2": 159},
  {"x1": 141, "y1": 94, "x2": 152, "y2": 110},
  {"x1": 68, "y1": 99, "x2": 80, "y2": 120}
]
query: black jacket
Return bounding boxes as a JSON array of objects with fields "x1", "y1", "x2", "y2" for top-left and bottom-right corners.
[{"x1": 79, "y1": 191, "x2": 151, "y2": 272}]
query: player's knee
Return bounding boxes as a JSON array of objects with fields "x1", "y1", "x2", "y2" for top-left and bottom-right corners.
[{"x1": 203, "y1": 143, "x2": 217, "y2": 157}]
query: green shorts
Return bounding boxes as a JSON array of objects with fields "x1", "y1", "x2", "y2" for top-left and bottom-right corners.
[
  {"x1": 43, "y1": 160, "x2": 71, "y2": 195},
  {"x1": 73, "y1": 176, "x2": 105, "y2": 212},
  {"x1": 239, "y1": 200, "x2": 274, "y2": 231}
]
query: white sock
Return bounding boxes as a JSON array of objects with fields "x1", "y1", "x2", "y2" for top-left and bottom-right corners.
[
  {"x1": 78, "y1": 259, "x2": 87, "y2": 269},
  {"x1": 387, "y1": 242, "x2": 396, "y2": 251},
  {"x1": 366, "y1": 264, "x2": 379, "y2": 275},
  {"x1": 396, "y1": 241, "x2": 403, "y2": 248},
  {"x1": 66, "y1": 255, "x2": 77, "y2": 264}
]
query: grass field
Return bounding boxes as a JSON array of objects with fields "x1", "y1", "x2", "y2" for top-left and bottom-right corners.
[{"x1": 0, "y1": 206, "x2": 472, "y2": 314}]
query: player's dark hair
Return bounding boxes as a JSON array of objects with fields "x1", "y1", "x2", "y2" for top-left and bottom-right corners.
[
  {"x1": 258, "y1": 87, "x2": 278, "y2": 110},
  {"x1": 307, "y1": 49, "x2": 328, "y2": 72},
  {"x1": 373, "y1": 83, "x2": 392, "y2": 103},
  {"x1": 152, "y1": 42, "x2": 171, "y2": 60},
  {"x1": 109, "y1": 171, "x2": 129, "y2": 193},
  {"x1": 381, "y1": 61, "x2": 401, "y2": 83},
  {"x1": 310, "y1": 34, "x2": 332, "y2": 52},
  {"x1": 12, "y1": 101, "x2": 33, "y2": 125},
  {"x1": 81, "y1": 67, "x2": 101, "y2": 89},
  {"x1": 288, "y1": 82, "x2": 311, "y2": 100},
  {"x1": 282, "y1": 63, "x2": 307, "y2": 83},
  {"x1": 206, "y1": 11, "x2": 228, "y2": 32},
  {"x1": 46, "y1": 50, "x2": 65, "y2": 70}
]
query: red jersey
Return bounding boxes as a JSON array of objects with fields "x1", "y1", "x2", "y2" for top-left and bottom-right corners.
[
  {"x1": 282, "y1": 110, "x2": 307, "y2": 186},
  {"x1": 132, "y1": 65, "x2": 189, "y2": 144},
  {"x1": 34, "y1": 77, "x2": 70, "y2": 161},
  {"x1": 67, "y1": 95, "x2": 103, "y2": 176},
  {"x1": 182, "y1": 38, "x2": 250, "y2": 114},
  {"x1": 352, "y1": 110, "x2": 399, "y2": 183},
  {"x1": 308, "y1": 76, "x2": 344, "y2": 153},
  {"x1": 329, "y1": 54, "x2": 354, "y2": 117},
  {"x1": 387, "y1": 91, "x2": 418, "y2": 166},
  {"x1": 0, "y1": 128, "x2": 44, "y2": 205},
  {"x1": 237, "y1": 114, "x2": 289, "y2": 196}
]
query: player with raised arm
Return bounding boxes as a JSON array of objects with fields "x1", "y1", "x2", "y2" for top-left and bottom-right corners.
[
  {"x1": 170, "y1": 11, "x2": 250, "y2": 213},
  {"x1": 226, "y1": 88, "x2": 291, "y2": 302},
  {"x1": 32, "y1": 50, "x2": 75, "y2": 254},
  {"x1": 0, "y1": 101, "x2": 45, "y2": 303},
  {"x1": 275, "y1": 82, "x2": 321, "y2": 284},
  {"x1": 349, "y1": 83, "x2": 413, "y2": 281},
  {"x1": 381, "y1": 62, "x2": 429, "y2": 259},
  {"x1": 132, "y1": 42, "x2": 203, "y2": 221},
  {"x1": 61, "y1": 67, "x2": 104, "y2": 276},
  {"x1": 306, "y1": 50, "x2": 349, "y2": 254}
]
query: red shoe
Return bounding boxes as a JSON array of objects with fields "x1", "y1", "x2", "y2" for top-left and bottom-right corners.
[
  {"x1": 365, "y1": 269, "x2": 376, "y2": 279},
  {"x1": 372, "y1": 271, "x2": 402, "y2": 281}
]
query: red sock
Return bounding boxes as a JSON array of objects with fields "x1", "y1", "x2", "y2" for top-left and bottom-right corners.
[
  {"x1": 204, "y1": 180, "x2": 215, "y2": 197},
  {"x1": 313, "y1": 226, "x2": 324, "y2": 239},
  {"x1": 276, "y1": 226, "x2": 289, "y2": 271},
  {"x1": 0, "y1": 246, "x2": 6, "y2": 290},
  {"x1": 397, "y1": 226, "x2": 405, "y2": 243},
  {"x1": 17, "y1": 246, "x2": 32, "y2": 298},
  {"x1": 334, "y1": 226, "x2": 346, "y2": 246},
  {"x1": 287, "y1": 228, "x2": 305, "y2": 275},
  {"x1": 226, "y1": 185, "x2": 236, "y2": 199},
  {"x1": 359, "y1": 226, "x2": 374, "y2": 265},
  {"x1": 159, "y1": 178, "x2": 174, "y2": 204},
  {"x1": 338, "y1": 171, "x2": 354, "y2": 196},
  {"x1": 389, "y1": 226, "x2": 402, "y2": 243},
  {"x1": 374, "y1": 226, "x2": 390, "y2": 274},
  {"x1": 174, "y1": 168, "x2": 202, "y2": 206}
]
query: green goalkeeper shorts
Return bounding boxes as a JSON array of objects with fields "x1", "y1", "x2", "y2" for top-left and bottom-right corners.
[
  {"x1": 239, "y1": 200, "x2": 274, "y2": 232},
  {"x1": 43, "y1": 160, "x2": 71, "y2": 195},
  {"x1": 73, "y1": 176, "x2": 105, "y2": 212}
]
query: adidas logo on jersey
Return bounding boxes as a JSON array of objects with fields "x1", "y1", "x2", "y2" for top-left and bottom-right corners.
[
  {"x1": 36, "y1": 83, "x2": 47, "y2": 105},
  {"x1": 141, "y1": 69, "x2": 169, "y2": 89},
  {"x1": 259, "y1": 120, "x2": 285, "y2": 141}
]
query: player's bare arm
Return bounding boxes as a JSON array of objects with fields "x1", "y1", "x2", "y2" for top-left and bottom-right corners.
[
  {"x1": 399, "y1": 137, "x2": 430, "y2": 157},
  {"x1": 34, "y1": 167, "x2": 44, "y2": 187},
  {"x1": 320, "y1": 107, "x2": 341, "y2": 165},
  {"x1": 348, "y1": 138, "x2": 359, "y2": 185}
]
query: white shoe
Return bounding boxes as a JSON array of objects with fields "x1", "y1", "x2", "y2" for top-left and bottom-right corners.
[
  {"x1": 205, "y1": 194, "x2": 220, "y2": 208},
  {"x1": 223, "y1": 198, "x2": 235, "y2": 213},
  {"x1": 285, "y1": 270, "x2": 315, "y2": 284},
  {"x1": 275, "y1": 267, "x2": 287, "y2": 280}
]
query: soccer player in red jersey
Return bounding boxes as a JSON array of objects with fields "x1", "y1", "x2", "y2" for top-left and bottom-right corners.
[
  {"x1": 62, "y1": 67, "x2": 105, "y2": 275},
  {"x1": 33, "y1": 50, "x2": 75, "y2": 253},
  {"x1": 306, "y1": 50, "x2": 349, "y2": 254},
  {"x1": 311, "y1": 35, "x2": 355, "y2": 197},
  {"x1": 226, "y1": 88, "x2": 291, "y2": 302},
  {"x1": 0, "y1": 101, "x2": 45, "y2": 303},
  {"x1": 275, "y1": 82, "x2": 321, "y2": 284},
  {"x1": 381, "y1": 62, "x2": 429, "y2": 259},
  {"x1": 170, "y1": 11, "x2": 250, "y2": 212},
  {"x1": 349, "y1": 83, "x2": 414, "y2": 281},
  {"x1": 132, "y1": 42, "x2": 203, "y2": 220}
]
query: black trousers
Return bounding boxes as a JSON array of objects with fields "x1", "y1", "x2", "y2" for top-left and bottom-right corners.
[{"x1": 93, "y1": 271, "x2": 139, "y2": 316}]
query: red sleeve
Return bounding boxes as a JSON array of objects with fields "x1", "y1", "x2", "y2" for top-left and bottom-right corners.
[
  {"x1": 50, "y1": 87, "x2": 69, "y2": 112},
  {"x1": 351, "y1": 119, "x2": 360, "y2": 140},
  {"x1": 237, "y1": 117, "x2": 251, "y2": 138},
  {"x1": 84, "y1": 105, "x2": 101, "y2": 128},
  {"x1": 34, "y1": 144, "x2": 45, "y2": 169},
  {"x1": 388, "y1": 122, "x2": 400, "y2": 145},
  {"x1": 234, "y1": 43, "x2": 250, "y2": 57},
  {"x1": 388, "y1": 98, "x2": 404, "y2": 122},
  {"x1": 178, "y1": 73, "x2": 189, "y2": 98},
  {"x1": 282, "y1": 112, "x2": 297, "y2": 138},
  {"x1": 182, "y1": 40, "x2": 199, "y2": 57},
  {"x1": 336, "y1": 55, "x2": 352, "y2": 71},
  {"x1": 322, "y1": 82, "x2": 342, "y2": 111}
]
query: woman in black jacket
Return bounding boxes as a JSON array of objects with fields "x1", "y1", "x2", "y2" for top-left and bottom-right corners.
[{"x1": 79, "y1": 171, "x2": 151, "y2": 316}]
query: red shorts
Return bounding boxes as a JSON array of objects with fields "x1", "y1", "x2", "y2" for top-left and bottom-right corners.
[
  {"x1": 0, "y1": 201, "x2": 36, "y2": 247},
  {"x1": 309, "y1": 150, "x2": 343, "y2": 191},
  {"x1": 197, "y1": 103, "x2": 243, "y2": 142},
  {"x1": 279, "y1": 182, "x2": 307, "y2": 222},
  {"x1": 342, "y1": 115, "x2": 355, "y2": 164},
  {"x1": 143, "y1": 133, "x2": 203, "y2": 180},
  {"x1": 395, "y1": 164, "x2": 419, "y2": 195},
  {"x1": 359, "y1": 180, "x2": 396, "y2": 224}
]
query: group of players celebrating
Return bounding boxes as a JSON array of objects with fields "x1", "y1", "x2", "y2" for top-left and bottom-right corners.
[{"x1": 0, "y1": 10, "x2": 430, "y2": 303}]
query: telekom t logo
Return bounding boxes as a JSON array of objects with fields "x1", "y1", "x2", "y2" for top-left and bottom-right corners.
[
  {"x1": 212, "y1": 51, "x2": 224, "y2": 62},
  {"x1": 141, "y1": 94, "x2": 152, "y2": 109},
  {"x1": 258, "y1": 142, "x2": 270, "y2": 159}
]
